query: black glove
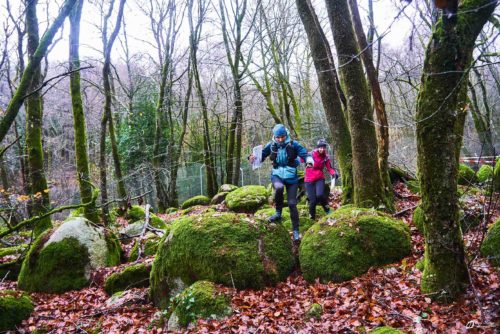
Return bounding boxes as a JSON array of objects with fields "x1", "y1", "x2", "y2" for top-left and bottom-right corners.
[{"x1": 333, "y1": 172, "x2": 339, "y2": 180}]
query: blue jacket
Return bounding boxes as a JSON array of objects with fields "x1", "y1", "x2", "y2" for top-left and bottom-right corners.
[{"x1": 261, "y1": 132, "x2": 308, "y2": 184}]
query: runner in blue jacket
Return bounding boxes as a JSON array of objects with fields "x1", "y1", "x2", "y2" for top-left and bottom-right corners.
[{"x1": 249, "y1": 124, "x2": 308, "y2": 241}]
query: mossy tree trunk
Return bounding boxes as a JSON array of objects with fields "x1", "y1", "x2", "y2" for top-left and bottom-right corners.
[
  {"x1": 99, "y1": 0, "x2": 126, "y2": 223},
  {"x1": 0, "y1": 0, "x2": 77, "y2": 144},
  {"x1": 295, "y1": 0, "x2": 353, "y2": 203},
  {"x1": 188, "y1": 0, "x2": 218, "y2": 197},
  {"x1": 348, "y1": 0, "x2": 392, "y2": 199},
  {"x1": 416, "y1": 0, "x2": 495, "y2": 301},
  {"x1": 325, "y1": 0, "x2": 388, "y2": 209},
  {"x1": 25, "y1": 0, "x2": 52, "y2": 237},
  {"x1": 69, "y1": 0, "x2": 99, "y2": 224}
]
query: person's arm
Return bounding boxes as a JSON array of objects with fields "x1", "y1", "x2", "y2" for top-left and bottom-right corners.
[
  {"x1": 261, "y1": 142, "x2": 271, "y2": 161},
  {"x1": 295, "y1": 142, "x2": 309, "y2": 162},
  {"x1": 326, "y1": 158, "x2": 338, "y2": 178}
]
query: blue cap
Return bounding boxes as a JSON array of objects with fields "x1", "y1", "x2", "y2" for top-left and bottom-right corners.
[{"x1": 272, "y1": 124, "x2": 287, "y2": 137}]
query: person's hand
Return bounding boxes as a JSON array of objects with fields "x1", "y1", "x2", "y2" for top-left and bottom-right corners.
[
  {"x1": 333, "y1": 173, "x2": 339, "y2": 180},
  {"x1": 305, "y1": 156, "x2": 314, "y2": 168},
  {"x1": 248, "y1": 154, "x2": 256, "y2": 163},
  {"x1": 306, "y1": 162, "x2": 313, "y2": 168}
]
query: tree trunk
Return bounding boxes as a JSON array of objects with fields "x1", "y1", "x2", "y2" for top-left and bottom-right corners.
[
  {"x1": 99, "y1": 0, "x2": 126, "y2": 223},
  {"x1": 295, "y1": 0, "x2": 353, "y2": 203},
  {"x1": 69, "y1": 0, "x2": 99, "y2": 224},
  {"x1": 0, "y1": 0, "x2": 77, "y2": 144},
  {"x1": 25, "y1": 0, "x2": 52, "y2": 237},
  {"x1": 326, "y1": 0, "x2": 388, "y2": 208},
  {"x1": 349, "y1": 0, "x2": 392, "y2": 200},
  {"x1": 416, "y1": 0, "x2": 494, "y2": 301}
]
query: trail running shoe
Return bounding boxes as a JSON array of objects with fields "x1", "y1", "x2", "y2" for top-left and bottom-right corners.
[
  {"x1": 268, "y1": 212, "x2": 282, "y2": 223},
  {"x1": 293, "y1": 230, "x2": 300, "y2": 241}
]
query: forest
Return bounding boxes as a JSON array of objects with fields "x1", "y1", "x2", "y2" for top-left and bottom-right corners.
[{"x1": 0, "y1": 0, "x2": 499, "y2": 333}]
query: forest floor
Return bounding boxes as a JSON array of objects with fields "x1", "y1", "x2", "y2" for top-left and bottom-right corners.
[{"x1": 1, "y1": 183, "x2": 499, "y2": 334}]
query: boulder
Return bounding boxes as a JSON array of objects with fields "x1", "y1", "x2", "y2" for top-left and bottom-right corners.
[
  {"x1": 150, "y1": 212, "x2": 293, "y2": 308},
  {"x1": 477, "y1": 164, "x2": 494, "y2": 183},
  {"x1": 168, "y1": 281, "x2": 232, "y2": 330},
  {"x1": 17, "y1": 217, "x2": 122, "y2": 293},
  {"x1": 125, "y1": 205, "x2": 166, "y2": 229},
  {"x1": 128, "y1": 232, "x2": 162, "y2": 261},
  {"x1": 458, "y1": 164, "x2": 478, "y2": 185},
  {"x1": 299, "y1": 207, "x2": 411, "y2": 283},
  {"x1": 104, "y1": 263, "x2": 151, "y2": 295},
  {"x1": 0, "y1": 290, "x2": 34, "y2": 331},
  {"x1": 181, "y1": 195, "x2": 211, "y2": 209},
  {"x1": 481, "y1": 218, "x2": 500, "y2": 266},
  {"x1": 218, "y1": 184, "x2": 238, "y2": 193},
  {"x1": 225, "y1": 185, "x2": 269, "y2": 213},
  {"x1": 105, "y1": 289, "x2": 149, "y2": 308},
  {"x1": 210, "y1": 192, "x2": 229, "y2": 205}
]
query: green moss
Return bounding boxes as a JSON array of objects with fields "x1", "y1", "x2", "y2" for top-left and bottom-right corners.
[
  {"x1": 458, "y1": 164, "x2": 478, "y2": 185},
  {"x1": 369, "y1": 326, "x2": 406, "y2": 334},
  {"x1": 477, "y1": 165, "x2": 494, "y2": 183},
  {"x1": 0, "y1": 244, "x2": 28, "y2": 257},
  {"x1": 125, "y1": 205, "x2": 166, "y2": 229},
  {"x1": 165, "y1": 207, "x2": 178, "y2": 214},
  {"x1": 0, "y1": 290, "x2": 34, "y2": 331},
  {"x1": 412, "y1": 206, "x2": 424, "y2": 233},
  {"x1": 225, "y1": 185, "x2": 270, "y2": 213},
  {"x1": 415, "y1": 257, "x2": 425, "y2": 271},
  {"x1": 18, "y1": 231, "x2": 91, "y2": 293},
  {"x1": 481, "y1": 219, "x2": 500, "y2": 266},
  {"x1": 128, "y1": 232, "x2": 161, "y2": 261},
  {"x1": 171, "y1": 281, "x2": 231, "y2": 327},
  {"x1": 105, "y1": 230, "x2": 123, "y2": 266},
  {"x1": 149, "y1": 212, "x2": 294, "y2": 308},
  {"x1": 104, "y1": 263, "x2": 151, "y2": 295},
  {"x1": 305, "y1": 303, "x2": 323, "y2": 320},
  {"x1": 181, "y1": 195, "x2": 211, "y2": 209},
  {"x1": 179, "y1": 205, "x2": 216, "y2": 215},
  {"x1": 299, "y1": 207, "x2": 411, "y2": 283},
  {"x1": 406, "y1": 180, "x2": 420, "y2": 194}
]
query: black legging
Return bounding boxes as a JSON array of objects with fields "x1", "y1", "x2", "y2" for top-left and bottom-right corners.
[
  {"x1": 305, "y1": 179, "x2": 328, "y2": 219},
  {"x1": 271, "y1": 175, "x2": 299, "y2": 231}
]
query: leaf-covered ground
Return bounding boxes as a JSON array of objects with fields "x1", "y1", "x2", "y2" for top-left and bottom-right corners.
[{"x1": 1, "y1": 183, "x2": 498, "y2": 333}]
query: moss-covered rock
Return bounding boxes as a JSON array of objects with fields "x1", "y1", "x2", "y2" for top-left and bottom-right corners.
[
  {"x1": 165, "y1": 207, "x2": 178, "y2": 214},
  {"x1": 370, "y1": 326, "x2": 406, "y2": 334},
  {"x1": 104, "y1": 263, "x2": 151, "y2": 295},
  {"x1": 389, "y1": 166, "x2": 415, "y2": 183},
  {"x1": 17, "y1": 217, "x2": 122, "y2": 293},
  {"x1": 119, "y1": 221, "x2": 145, "y2": 237},
  {"x1": 299, "y1": 207, "x2": 411, "y2": 283},
  {"x1": 128, "y1": 232, "x2": 162, "y2": 261},
  {"x1": 477, "y1": 165, "x2": 494, "y2": 183},
  {"x1": 150, "y1": 212, "x2": 294, "y2": 308},
  {"x1": 125, "y1": 205, "x2": 166, "y2": 229},
  {"x1": 458, "y1": 164, "x2": 478, "y2": 185},
  {"x1": 210, "y1": 192, "x2": 229, "y2": 205},
  {"x1": 406, "y1": 180, "x2": 420, "y2": 194},
  {"x1": 481, "y1": 219, "x2": 500, "y2": 267},
  {"x1": 0, "y1": 290, "x2": 34, "y2": 331},
  {"x1": 305, "y1": 303, "x2": 323, "y2": 320},
  {"x1": 181, "y1": 195, "x2": 211, "y2": 209},
  {"x1": 219, "y1": 184, "x2": 238, "y2": 193},
  {"x1": 168, "y1": 281, "x2": 232, "y2": 329},
  {"x1": 226, "y1": 185, "x2": 270, "y2": 213},
  {"x1": 412, "y1": 206, "x2": 424, "y2": 233}
]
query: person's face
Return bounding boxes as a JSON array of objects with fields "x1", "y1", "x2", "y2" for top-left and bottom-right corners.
[
  {"x1": 275, "y1": 135, "x2": 286, "y2": 143},
  {"x1": 318, "y1": 146, "x2": 326, "y2": 154}
]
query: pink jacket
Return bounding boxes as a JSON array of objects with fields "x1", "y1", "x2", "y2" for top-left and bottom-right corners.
[{"x1": 304, "y1": 150, "x2": 336, "y2": 183}]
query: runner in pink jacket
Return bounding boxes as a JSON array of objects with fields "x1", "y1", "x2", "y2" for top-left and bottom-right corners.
[{"x1": 304, "y1": 139, "x2": 338, "y2": 219}]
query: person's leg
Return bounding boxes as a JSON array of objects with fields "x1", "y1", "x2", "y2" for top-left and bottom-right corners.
[
  {"x1": 286, "y1": 182, "x2": 300, "y2": 240},
  {"x1": 305, "y1": 181, "x2": 317, "y2": 219},
  {"x1": 316, "y1": 179, "x2": 330, "y2": 214},
  {"x1": 270, "y1": 176, "x2": 285, "y2": 222}
]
